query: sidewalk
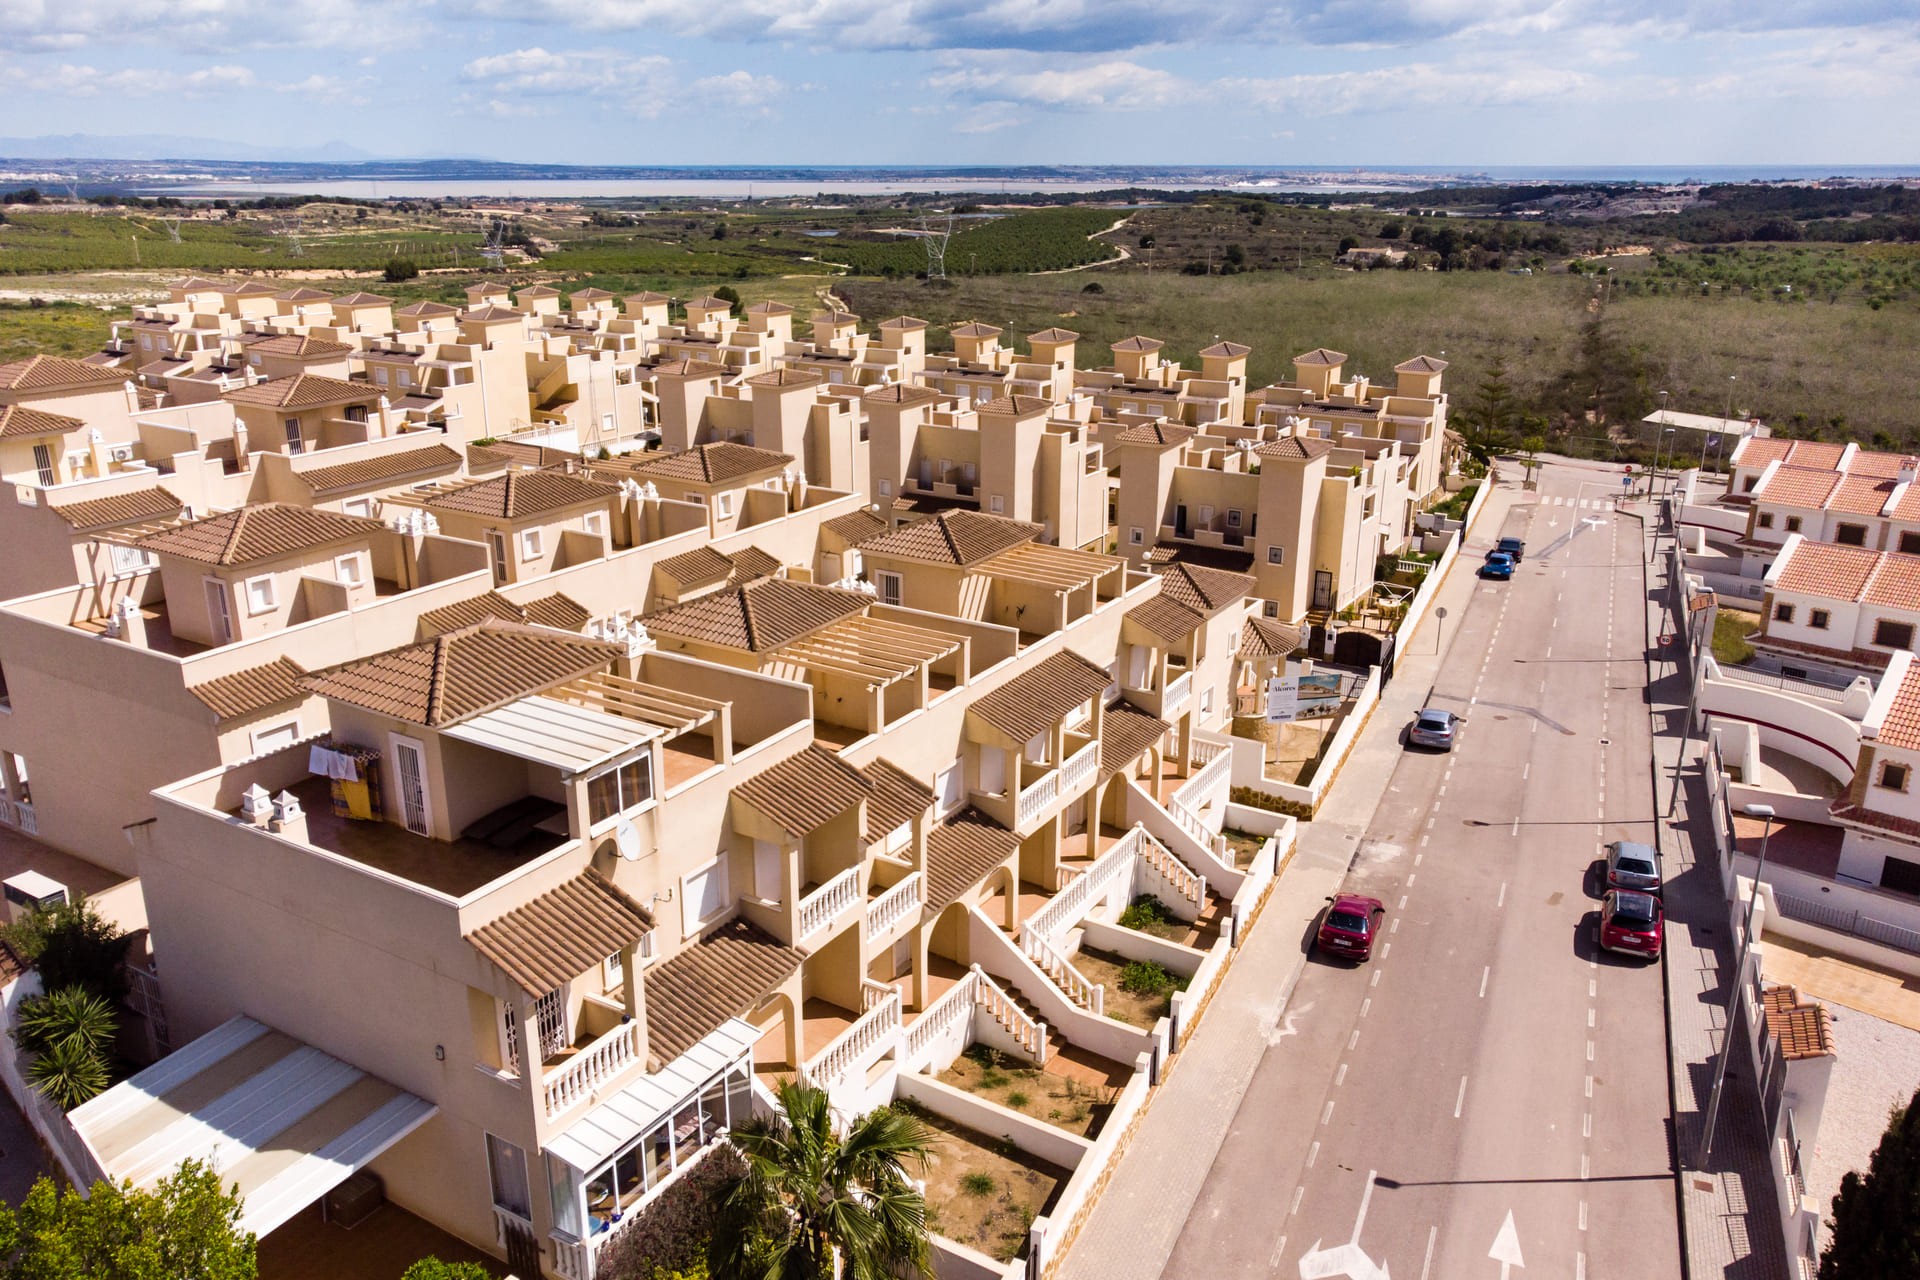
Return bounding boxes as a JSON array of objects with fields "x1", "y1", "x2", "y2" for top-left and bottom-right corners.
[
  {"x1": 1056, "y1": 474, "x2": 1528, "y2": 1280},
  {"x1": 1636, "y1": 502, "x2": 1793, "y2": 1280}
]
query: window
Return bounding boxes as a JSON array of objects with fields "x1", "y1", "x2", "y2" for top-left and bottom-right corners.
[
  {"x1": 1874, "y1": 619, "x2": 1915, "y2": 649},
  {"x1": 1881, "y1": 762, "x2": 1911, "y2": 793},
  {"x1": 1129, "y1": 527, "x2": 1144, "y2": 546},
  {"x1": 1785, "y1": 516, "x2": 1803, "y2": 533},
  {"x1": 250, "y1": 721, "x2": 299, "y2": 754},
  {"x1": 1267, "y1": 546, "x2": 1284, "y2": 566},
  {"x1": 486, "y1": 1134, "x2": 533, "y2": 1222},
  {"x1": 990, "y1": 495, "x2": 1005, "y2": 514},
  {"x1": 108, "y1": 544, "x2": 157, "y2": 577},
  {"x1": 1903, "y1": 531, "x2": 1920, "y2": 555},
  {"x1": 716, "y1": 492, "x2": 734, "y2": 519},
  {"x1": 519, "y1": 529, "x2": 543, "y2": 562},
  {"x1": 244, "y1": 575, "x2": 276, "y2": 615},
  {"x1": 1264, "y1": 600, "x2": 1280, "y2": 618},
  {"x1": 874, "y1": 570, "x2": 902, "y2": 606},
  {"x1": 1756, "y1": 513, "x2": 1775, "y2": 529},
  {"x1": 1226, "y1": 509, "x2": 1243, "y2": 528},
  {"x1": 397, "y1": 370, "x2": 411, "y2": 388},
  {"x1": 878, "y1": 478, "x2": 892, "y2": 497},
  {"x1": 683, "y1": 856, "x2": 731, "y2": 933},
  {"x1": 1742, "y1": 476, "x2": 1758, "y2": 492},
  {"x1": 684, "y1": 491, "x2": 706, "y2": 506},
  {"x1": 374, "y1": 367, "x2": 389, "y2": 385},
  {"x1": 1773, "y1": 603, "x2": 1794, "y2": 624},
  {"x1": 283, "y1": 418, "x2": 303, "y2": 455},
  {"x1": 587, "y1": 754, "x2": 654, "y2": 826},
  {"x1": 584, "y1": 511, "x2": 606, "y2": 537},
  {"x1": 1200, "y1": 687, "x2": 1214, "y2": 715},
  {"x1": 1810, "y1": 609, "x2": 1831, "y2": 631},
  {"x1": 487, "y1": 530, "x2": 509, "y2": 586},
  {"x1": 1836, "y1": 523, "x2": 1869, "y2": 547},
  {"x1": 342, "y1": 497, "x2": 375, "y2": 518},
  {"x1": 335, "y1": 554, "x2": 364, "y2": 586}
]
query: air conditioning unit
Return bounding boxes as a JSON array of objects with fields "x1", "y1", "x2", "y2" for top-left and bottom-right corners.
[
  {"x1": 3, "y1": 871, "x2": 68, "y2": 925},
  {"x1": 108, "y1": 444, "x2": 135, "y2": 463}
]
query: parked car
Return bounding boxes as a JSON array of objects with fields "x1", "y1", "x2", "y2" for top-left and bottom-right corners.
[
  {"x1": 1408, "y1": 708, "x2": 1459, "y2": 751},
  {"x1": 1599, "y1": 890, "x2": 1664, "y2": 961},
  {"x1": 1496, "y1": 536, "x2": 1526, "y2": 563},
  {"x1": 1317, "y1": 894, "x2": 1386, "y2": 961},
  {"x1": 1605, "y1": 840, "x2": 1663, "y2": 895},
  {"x1": 1481, "y1": 552, "x2": 1516, "y2": 580}
]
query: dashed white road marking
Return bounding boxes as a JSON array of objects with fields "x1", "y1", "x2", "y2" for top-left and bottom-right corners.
[
  {"x1": 1291, "y1": 1186, "x2": 1305, "y2": 1215},
  {"x1": 1322, "y1": 1100, "x2": 1336, "y2": 1124},
  {"x1": 1348, "y1": 1030, "x2": 1360, "y2": 1051},
  {"x1": 1307, "y1": 1141, "x2": 1320, "y2": 1168},
  {"x1": 1454, "y1": 1075, "x2": 1468, "y2": 1118},
  {"x1": 1336, "y1": 1063, "x2": 1348, "y2": 1086},
  {"x1": 1498, "y1": 882, "x2": 1507, "y2": 908},
  {"x1": 1479, "y1": 966, "x2": 1490, "y2": 998},
  {"x1": 1420, "y1": 1225, "x2": 1438, "y2": 1280}
]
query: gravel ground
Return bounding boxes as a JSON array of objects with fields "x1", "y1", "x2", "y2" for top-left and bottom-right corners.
[{"x1": 1803, "y1": 1004, "x2": 1920, "y2": 1239}]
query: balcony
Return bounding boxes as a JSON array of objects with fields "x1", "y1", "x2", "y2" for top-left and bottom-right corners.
[
  {"x1": 797, "y1": 864, "x2": 863, "y2": 944},
  {"x1": 801, "y1": 981, "x2": 902, "y2": 1101},
  {"x1": 1014, "y1": 734, "x2": 1101, "y2": 833},
  {"x1": 542, "y1": 1020, "x2": 645, "y2": 1120},
  {"x1": 865, "y1": 870, "x2": 923, "y2": 943}
]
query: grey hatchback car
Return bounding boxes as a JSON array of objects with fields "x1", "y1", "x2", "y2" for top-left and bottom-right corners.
[
  {"x1": 1408, "y1": 708, "x2": 1459, "y2": 751},
  {"x1": 1606, "y1": 840, "x2": 1663, "y2": 894}
]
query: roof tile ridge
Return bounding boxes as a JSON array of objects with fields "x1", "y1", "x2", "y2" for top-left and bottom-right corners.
[
  {"x1": 939, "y1": 513, "x2": 962, "y2": 562},
  {"x1": 426, "y1": 631, "x2": 453, "y2": 725}
]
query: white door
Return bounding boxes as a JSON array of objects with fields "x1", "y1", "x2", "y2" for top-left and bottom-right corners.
[
  {"x1": 391, "y1": 735, "x2": 431, "y2": 835},
  {"x1": 979, "y1": 746, "x2": 1006, "y2": 796},
  {"x1": 31, "y1": 444, "x2": 56, "y2": 487},
  {"x1": 487, "y1": 531, "x2": 509, "y2": 586},
  {"x1": 1128, "y1": 643, "x2": 1150, "y2": 689},
  {"x1": 204, "y1": 579, "x2": 233, "y2": 645},
  {"x1": 1198, "y1": 504, "x2": 1215, "y2": 530}
]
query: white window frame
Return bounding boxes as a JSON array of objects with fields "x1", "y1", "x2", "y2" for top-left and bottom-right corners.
[
  {"x1": 989, "y1": 494, "x2": 1005, "y2": 514},
  {"x1": 874, "y1": 570, "x2": 903, "y2": 606},
  {"x1": 108, "y1": 543, "x2": 157, "y2": 577},
  {"x1": 520, "y1": 529, "x2": 544, "y2": 562},
  {"x1": 250, "y1": 720, "x2": 300, "y2": 755},
  {"x1": 878, "y1": 478, "x2": 892, "y2": 497},
  {"x1": 243, "y1": 574, "x2": 277, "y2": 616},
  {"x1": 1268, "y1": 546, "x2": 1284, "y2": 565},
  {"x1": 682, "y1": 856, "x2": 732, "y2": 936},
  {"x1": 583, "y1": 511, "x2": 606, "y2": 537},
  {"x1": 283, "y1": 418, "x2": 303, "y2": 455},
  {"x1": 716, "y1": 492, "x2": 735, "y2": 519},
  {"x1": 1129, "y1": 527, "x2": 1144, "y2": 546},
  {"x1": 342, "y1": 497, "x2": 375, "y2": 518},
  {"x1": 684, "y1": 491, "x2": 706, "y2": 506},
  {"x1": 374, "y1": 367, "x2": 389, "y2": 385},
  {"x1": 397, "y1": 369, "x2": 412, "y2": 388},
  {"x1": 335, "y1": 553, "x2": 364, "y2": 586}
]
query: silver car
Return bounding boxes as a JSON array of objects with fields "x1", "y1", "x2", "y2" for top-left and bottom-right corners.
[
  {"x1": 1606, "y1": 840, "x2": 1663, "y2": 894},
  {"x1": 1408, "y1": 708, "x2": 1458, "y2": 751}
]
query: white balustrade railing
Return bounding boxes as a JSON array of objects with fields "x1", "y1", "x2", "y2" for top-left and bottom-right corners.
[
  {"x1": 862, "y1": 978, "x2": 897, "y2": 1011},
  {"x1": 1163, "y1": 669, "x2": 1192, "y2": 716},
  {"x1": 543, "y1": 1020, "x2": 644, "y2": 1119},
  {"x1": 1138, "y1": 831, "x2": 1206, "y2": 909},
  {"x1": 1168, "y1": 798, "x2": 1211, "y2": 848},
  {"x1": 1016, "y1": 768, "x2": 1060, "y2": 829},
  {"x1": 797, "y1": 864, "x2": 862, "y2": 942},
  {"x1": 904, "y1": 969, "x2": 978, "y2": 1060},
  {"x1": 1060, "y1": 737, "x2": 1101, "y2": 795},
  {"x1": 1026, "y1": 830, "x2": 1138, "y2": 944},
  {"x1": 902, "y1": 965, "x2": 1049, "y2": 1064},
  {"x1": 1023, "y1": 929, "x2": 1103, "y2": 1016},
  {"x1": 0, "y1": 798, "x2": 36, "y2": 834},
  {"x1": 1173, "y1": 742, "x2": 1232, "y2": 809},
  {"x1": 804, "y1": 987, "x2": 901, "y2": 1089},
  {"x1": 972, "y1": 967, "x2": 1049, "y2": 1060},
  {"x1": 866, "y1": 871, "x2": 922, "y2": 939},
  {"x1": 548, "y1": 1232, "x2": 590, "y2": 1280}
]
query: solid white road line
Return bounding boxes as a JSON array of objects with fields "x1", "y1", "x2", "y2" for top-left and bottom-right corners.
[{"x1": 1454, "y1": 1075, "x2": 1468, "y2": 1118}]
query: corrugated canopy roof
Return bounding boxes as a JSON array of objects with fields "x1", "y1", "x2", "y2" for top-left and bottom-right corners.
[{"x1": 466, "y1": 870, "x2": 654, "y2": 996}]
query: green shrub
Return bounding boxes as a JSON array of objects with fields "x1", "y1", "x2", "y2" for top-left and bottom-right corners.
[
  {"x1": 402, "y1": 1260, "x2": 493, "y2": 1280},
  {"x1": 1117, "y1": 895, "x2": 1174, "y2": 931},
  {"x1": 1005, "y1": 1090, "x2": 1030, "y2": 1109},
  {"x1": 594, "y1": 1144, "x2": 745, "y2": 1280},
  {"x1": 1118, "y1": 961, "x2": 1176, "y2": 997},
  {"x1": 4, "y1": 901, "x2": 127, "y2": 1002},
  {"x1": 383, "y1": 257, "x2": 420, "y2": 283},
  {"x1": 28, "y1": 1036, "x2": 110, "y2": 1109},
  {"x1": 14, "y1": 986, "x2": 116, "y2": 1057},
  {"x1": 961, "y1": 1172, "x2": 996, "y2": 1197}
]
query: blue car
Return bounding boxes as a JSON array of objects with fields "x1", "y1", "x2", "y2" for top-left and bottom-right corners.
[{"x1": 1481, "y1": 551, "x2": 1516, "y2": 580}]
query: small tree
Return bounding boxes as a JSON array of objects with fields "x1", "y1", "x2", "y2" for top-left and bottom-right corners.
[
  {"x1": 1821, "y1": 1087, "x2": 1920, "y2": 1279},
  {"x1": 27, "y1": 1036, "x2": 109, "y2": 1109},
  {"x1": 15, "y1": 986, "x2": 116, "y2": 1057},
  {"x1": 4, "y1": 900, "x2": 127, "y2": 1002},
  {"x1": 712, "y1": 285, "x2": 743, "y2": 317},
  {"x1": 383, "y1": 257, "x2": 420, "y2": 283},
  {"x1": 0, "y1": 1160, "x2": 256, "y2": 1280},
  {"x1": 402, "y1": 1260, "x2": 493, "y2": 1280}
]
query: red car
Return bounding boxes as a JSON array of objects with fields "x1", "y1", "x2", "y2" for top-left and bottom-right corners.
[
  {"x1": 1317, "y1": 894, "x2": 1386, "y2": 961},
  {"x1": 1599, "y1": 890, "x2": 1664, "y2": 961}
]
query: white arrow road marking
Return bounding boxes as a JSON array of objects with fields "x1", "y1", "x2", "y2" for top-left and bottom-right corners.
[
  {"x1": 1270, "y1": 1000, "x2": 1316, "y2": 1044},
  {"x1": 1297, "y1": 1170, "x2": 1390, "y2": 1280},
  {"x1": 1489, "y1": 1210, "x2": 1525, "y2": 1277}
]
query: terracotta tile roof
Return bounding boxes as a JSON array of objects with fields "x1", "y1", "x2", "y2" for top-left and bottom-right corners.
[
  {"x1": 186, "y1": 657, "x2": 308, "y2": 721},
  {"x1": 1256, "y1": 436, "x2": 1336, "y2": 462},
  {"x1": 422, "y1": 471, "x2": 617, "y2": 519},
  {"x1": 745, "y1": 300, "x2": 794, "y2": 316},
  {"x1": 47, "y1": 485, "x2": 182, "y2": 530},
  {"x1": 969, "y1": 651, "x2": 1112, "y2": 742},
  {"x1": 523, "y1": 592, "x2": 591, "y2": 631},
  {"x1": 467, "y1": 870, "x2": 653, "y2": 997},
  {"x1": 1842, "y1": 450, "x2": 1915, "y2": 479},
  {"x1": 1111, "y1": 336, "x2": 1165, "y2": 354},
  {"x1": 1761, "y1": 986, "x2": 1835, "y2": 1060},
  {"x1": 658, "y1": 546, "x2": 737, "y2": 587},
  {"x1": 859, "y1": 510, "x2": 1041, "y2": 567},
  {"x1": 1115, "y1": 422, "x2": 1196, "y2": 447},
  {"x1": 1241, "y1": 616, "x2": 1302, "y2": 659},
  {"x1": 1773, "y1": 541, "x2": 1882, "y2": 600},
  {"x1": 812, "y1": 309, "x2": 859, "y2": 326},
  {"x1": 949, "y1": 322, "x2": 1002, "y2": 339},
  {"x1": 1865, "y1": 555, "x2": 1920, "y2": 609},
  {"x1": 746, "y1": 368, "x2": 823, "y2": 389},
  {"x1": 1027, "y1": 327, "x2": 1081, "y2": 344},
  {"x1": 223, "y1": 373, "x2": 372, "y2": 410},
  {"x1": 626, "y1": 442, "x2": 792, "y2": 486},
  {"x1": 515, "y1": 285, "x2": 560, "y2": 299},
  {"x1": 1157, "y1": 562, "x2": 1255, "y2": 614},
  {"x1": 468, "y1": 438, "x2": 572, "y2": 470},
  {"x1": 395, "y1": 300, "x2": 459, "y2": 318},
  {"x1": 822, "y1": 509, "x2": 889, "y2": 547},
  {"x1": 925, "y1": 809, "x2": 1019, "y2": 910},
  {"x1": 978, "y1": 394, "x2": 1052, "y2": 417},
  {"x1": 646, "y1": 358, "x2": 730, "y2": 379},
  {"x1": 417, "y1": 590, "x2": 529, "y2": 637},
  {"x1": 1293, "y1": 348, "x2": 1349, "y2": 367},
  {"x1": 1199, "y1": 341, "x2": 1252, "y2": 359},
  {"x1": 463, "y1": 304, "x2": 525, "y2": 323},
  {"x1": 1831, "y1": 796, "x2": 1920, "y2": 843},
  {"x1": 643, "y1": 919, "x2": 805, "y2": 1062},
  {"x1": 627, "y1": 291, "x2": 672, "y2": 305},
  {"x1": 300, "y1": 620, "x2": 622, "y2": 727},
  {"x1": 1875, "y1": 658, "x2": 1920, "y2": 751},
  {"x1": 244, "y1": 334, "x2": 352, "y2": 359},
  {"x1": 687, "y1": 295, "x2": 735, "y2": 311},
  {"x1": 570, "y1": 287, "x2": 614, "y2": 302},
  {"x1": 1827, "y1": 473, "x2": 1896, "y2": 517},
  {"x1": 135, "y1": 503, "x2": 385, "y2": 566},
  {"x1": 294, "y1": 443, "x2": 463, "y2": 494},
  {"x1": 1100, "y1": 705, "x2": 1171, "y2": 779},
  {"x1": 0, "y1": 354, "x2": 128, "y2": 391},
  {"x1": 334, "y1": 291, "x2": 395, "y2": 306},
  {"x1": 863, "y1": 383, "x2": 943, "y2": 407},
  {"x1": 729, "y1": 546, "x2": 781, "y2": 581},
  {"x1": 0, "y1": 404, "x2": 87, "y2": 439},
  {"x1": 860, "y1": 759, "x2": 934, "y2": 837},
  {"x1": 224, "y1": 281, "x2": 278, "y2": 296},
  {"x1": 1394, "y1": 354, "x2": 1448, "y2": 373},
  {"x1": 273, "y1": 287, "x2": 335, "y2": 303},
  {"x1": 1754, "y1": 465, "x2": 1843, "y2": 511},
  {"x1": 878, "y1": 315, "x2": 928, "y2": 331},
  {"x1": 1126, "y1": 595, "x2": 1205, "y2": 645},
  {"x1": 734, "y1": 745, "x2": 875, "y2": 839},
  {"x1": 643, "y1": 577, "x2": 867, "y2": 652}
]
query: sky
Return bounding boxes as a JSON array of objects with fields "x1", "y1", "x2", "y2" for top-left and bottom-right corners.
[{"x1": 0, "y1": 0, "x2": 1916, "y2": 166}]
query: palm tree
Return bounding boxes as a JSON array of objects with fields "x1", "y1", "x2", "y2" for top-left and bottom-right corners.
[
  {"x1": 708, "y1": 1080, "x2": 935, "y2": 1280},
  {"x1": 28, "y1": 1036, "x2": 110, "y2": 1109},
  {"x1": 14, "y1": 986, "x2": 116, "y2": 1057}
]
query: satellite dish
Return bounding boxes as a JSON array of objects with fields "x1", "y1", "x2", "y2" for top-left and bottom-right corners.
[{"x1": 614, "y1": 818, "x2": 641, "y2": 861}]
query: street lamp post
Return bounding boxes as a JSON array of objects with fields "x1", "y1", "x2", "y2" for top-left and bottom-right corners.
[{"x1": 1696, "y1": 802, "x2": 1776, "y2": 1166}]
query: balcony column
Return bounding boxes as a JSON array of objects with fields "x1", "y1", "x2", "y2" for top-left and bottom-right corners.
[
  {"x1": 782, "y1": 840, "x2": 803, "y2": 942},
  {"x1": 1155, "y1": 647, "x2": 1169, "y2": 692},
  {"x1": 868, "y1": 683, "x2": 886, "y2": 735},
  {"x1": 619, "y1": 941, "x2": 645, "y2": 1059},
  {"x1": 512, "y1": 992, "x2": 546, "y2": 1099},
  {"x1": 0, "y1": 754, "x2": 19, "y2": 804}
]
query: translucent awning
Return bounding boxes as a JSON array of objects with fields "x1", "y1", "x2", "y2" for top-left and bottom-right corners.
[
  {"x1": 443, "y1": 693, "x2": 659, "y2": 775},
  {"x1": 545, "y1": 1018, "x2": 755, "y2": 1173}
]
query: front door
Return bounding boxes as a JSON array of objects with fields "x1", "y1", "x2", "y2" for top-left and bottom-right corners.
[
  {"x1": 1174, "y1": 504, "x2": 1189, "y2": 537},
  {"x1": 204, "y1": 579, "x2": 233, "y2": 645},
  {"x1": 1312, "y1": 570, "x2": 1333, "y2": 612},
  {"x1": 391, "y1": 735, "x2": 431, "y2": 835},
  {"x1": 1883, "y1": 856, "x2": 1920, "y2": 897},
  {"x1": 487, "y1": 531, "x2": 509, "y2": 586}
]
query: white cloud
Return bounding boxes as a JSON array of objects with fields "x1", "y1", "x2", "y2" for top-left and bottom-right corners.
[
  {"x1": 40, "y1": 62, "x2": 257, "y2": 97},
  {"x1": 933, "y1": 59, "x2": 1184, "y2": 109},
  {"x1": 0, "y1": 0, "x2": 398, "y2": 51},
  {"x1": 1224, "y1": 61, "x2": 1599, "y2": 114},
  {"x1": 461, "y1": 47, "x2": 672, "y2": 97},
  {"x1": 690, "y1": 70, "x2": 787, "y2": 108}
]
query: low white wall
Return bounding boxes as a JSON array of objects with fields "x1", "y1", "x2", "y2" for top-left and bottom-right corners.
[
  {"x1": 1681, "y1": 502, "x2": 1751, "y2": 539},
  {"x1": 1027, "y1": 1053, "x2": 1154, "y2": 1278},
  {"x1": 1076, "y1": 919, "x2": 1205, "y2": 978},
  {"x1": 1743, "y1": 858, "x2": 1920, "y2": 955},
  {"x1": 0, "y1": 971, "x2": 98, "y2": 1189},
  {"x1": 1223, "y1": 803, "x2": 1288, "y2": 837},
  {"x1": 1230, "y1": 822, "x2": 1292, "y2": 945},
  {"x1": 967, "y1": 909, "x2": 1155, "y2": 1065},
  {"x1": 1168, "y1": 937, "x2": 1232, "y2": 1048},
  {"x1": 1697, "y1": 663, "x2": 1860, "y2": 786},
  {"x1": 931, "y1": 1233, "x2": 1014, "y2": 1280},
  {"x1": 895, "y1": 1074, "x2": 1093, "y2": 1171},
  {"x1": 1726, "y1": 782, "x2": 1833, "y2": 826},
  {"x1": 1762, "y1": 908, "x2": 1920, "y2": 980}
]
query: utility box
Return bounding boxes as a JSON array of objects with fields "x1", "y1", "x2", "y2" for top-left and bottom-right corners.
[
  {"x1": 2, "y1": 871, "x2": 68, "y2": 925},
  {"x1": 322, "y1": 1169, "x2": 385, "y2": 1229}
]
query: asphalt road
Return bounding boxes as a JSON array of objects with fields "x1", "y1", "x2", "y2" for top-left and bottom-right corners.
[{"x1": 1160, "y1": 459, "x2": 1680, "y2": 1280}]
